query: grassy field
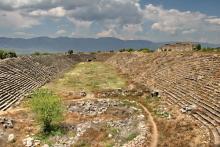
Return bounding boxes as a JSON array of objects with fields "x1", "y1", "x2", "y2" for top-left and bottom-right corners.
[{"x1": 46, "y1": 62, "x2": 126, "y2": 92}]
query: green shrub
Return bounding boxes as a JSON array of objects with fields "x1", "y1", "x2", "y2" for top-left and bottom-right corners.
[
  {"x1": 127, "y1": 48, "x2": 134, "y2": 52},
  {"x1": 30, "y1": 89, "x2": 64, "y2": 134},
  {"x1": 119, "y1": 48, "x2": 135, "y2": 52},
  {"x1": 126, "y1": 132, "x2": 138, "y2": 141},
  {"x1": 0, "y1": 50, "x2": 5, "y2": 59},
  {"x1": 193, "y1": 44, "x2": 201, "y2": 51},
  {"x1": 32, "y1": 52, "x2": 41, "y2": 56},
  {"x1": 0, "y1": 49, "x2": 17, "y2": 59},
  {"x1": 7, "y1": 51, "x2": 17, "y2": 58},
  {"x1": 138, "y1": 48, "x2": 152, "y2": 53}
]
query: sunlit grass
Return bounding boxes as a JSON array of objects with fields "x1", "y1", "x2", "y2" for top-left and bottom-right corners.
[{"x1": 47, "y1": 62, "x2": 126, "y2": 92}]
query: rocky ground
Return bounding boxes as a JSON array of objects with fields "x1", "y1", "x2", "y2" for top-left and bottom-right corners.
[
  {"x1": 0, "y1": 61, "x2": 212, "y2": 147},
  {"x1": 0, "y1": 98, "x2": 151, "y2": 147}
]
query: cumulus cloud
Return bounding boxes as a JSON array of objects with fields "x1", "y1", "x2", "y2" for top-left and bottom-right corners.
[
  {"x1": 29, "y1": 7, "x2": 66, "y2": 17},
  {"x1": 143, "y1": 4, "x2": 208, "y2": 34},
  {"x1": 206, "y1": 18, "x2": 220, "y2": 25},
  {"x1": 0, "y1": 0, "x2": 220, "y2": 43},
  {"x1": 55, "y1": 29, "x2": 67, "y2": 36}
]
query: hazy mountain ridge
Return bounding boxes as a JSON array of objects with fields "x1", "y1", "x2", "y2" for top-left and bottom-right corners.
[{"x1": 0, "y1": 37, "x2": 219, "y2": 54}]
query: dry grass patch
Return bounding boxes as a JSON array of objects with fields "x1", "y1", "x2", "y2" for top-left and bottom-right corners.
[{"x1": 46, "y1": 62, "x2": 126, "y2": 93}]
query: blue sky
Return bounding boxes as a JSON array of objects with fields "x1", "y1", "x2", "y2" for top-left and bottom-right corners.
[
  {"x1": 141, "y1": 0, "x2": 220, "y2": 16},
  {"x1": 0, "y1": 0, "x2": 220, "y2": 44}
]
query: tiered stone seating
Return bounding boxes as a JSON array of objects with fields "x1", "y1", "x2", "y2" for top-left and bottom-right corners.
[
  {"x1": 107, "y1": 52, "x2": 220, "y2": 145},
  {"x1": 0, "y1": 54, "x2": 95, "y2": 111}
]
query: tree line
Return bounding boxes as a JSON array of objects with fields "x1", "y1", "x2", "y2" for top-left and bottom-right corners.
[{"x1": 0, "y1": 49, "x2": 17, "y2": 59}]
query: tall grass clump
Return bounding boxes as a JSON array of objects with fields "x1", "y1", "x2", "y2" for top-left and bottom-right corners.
[{"x1": 30, "y1": 89, "x2": 64, "y2": 134}]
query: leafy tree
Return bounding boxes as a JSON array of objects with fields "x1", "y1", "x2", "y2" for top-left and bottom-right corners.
[
  {"x1": 7, "y1": 51, "x2": 17, "y2": 58},
  {"x1": 32, "y1": 52, "x2": 41, "y2": 56},
  {"x1": 119, "y1": 48, "x2": 126, "y2": 52},
  {"x1": 68, "y1": 50, "x2": 74, "y2": 55},
  {"x1": 194, "y1": 44, "x2": 201, "y2": 51},
  {"x1": 127, "y1": 48, "x2": 135, "y2": 52},
  {"x1": 0, "y1": 49, "x2": 17, "y2": 59},
  {"x1": 30, "y1": 89, "x2": 64, "y2": 134},
  {"x1": 0, "y1": 50, "x2": 5, "y2": 59}
]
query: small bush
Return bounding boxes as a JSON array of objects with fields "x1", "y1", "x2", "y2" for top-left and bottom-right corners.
[
  {"x1": 193, "y1": 44, "x2": 201, "y2": 51},
  {"x1": 30, "y1": 89, "x2": 64, "y2": 134}
]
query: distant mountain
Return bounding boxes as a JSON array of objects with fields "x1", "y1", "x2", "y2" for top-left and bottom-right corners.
[
  {"x1": 0, "y1": 37, "x2": 219, "y2": 54},
  {"x1": 0, "y1": 37, "x2": 158, "y2": 54}
]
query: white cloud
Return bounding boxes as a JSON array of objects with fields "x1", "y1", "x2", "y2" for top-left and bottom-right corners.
[
  {"x1": 14, "y1": 31, "x2": 36, "y2": 37},
  {"x1": 206, "y1": 18, "x2": 220, "y2": 25},
  {"x1": 143, "y1": 4, "x2": 207, "y2": 34},
  {"x1": 55, "y1": 29, "x2": 67, "y2": 36},
  {"x1": 30, "y1": 7, "x2": 66, "y2": 17},
  {"x1": 0, "y1": 1, "x2": 220, "y2": 43},
  {"x1": 182, "y1": 29, "x2": 196, "y2": 34}
]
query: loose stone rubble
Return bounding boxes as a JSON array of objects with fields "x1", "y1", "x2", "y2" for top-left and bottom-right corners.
[
  {"x1": 7, "y1": 134, "x2": 15, "y2": 143},
  {"x1": 23, "y1": 136, "x2": 41, "y2": 147},
  {"x1": 0, "y1": 117, "x2": 14, "y2": 129},
  {"x1": 51, "y1": 99, "x2": 150, "y2": 147},
  {"x1": 96, "y1": 88, "x2": 148, "y2": 98},
  {"x1": 180, "y1": 104, "x2": 197, "y2": 113}
]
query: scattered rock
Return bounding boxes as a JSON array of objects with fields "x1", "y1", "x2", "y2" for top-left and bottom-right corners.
[
  {"x1": 0, "y1": 117, "x2": 14, "y2": 128},
  {"x1": 42, "y1": 144, "x2": 49, "y2": 147},
  {"x1": 151, "y1": 90, "x2": 160, "y2": 97},
  {"x1": 23, "y1": 137, "x2": 34, "y2": 147},
  {"x1": 80, "y1": 91, "x2": 87, "y2": 97},
  {"x1": 108, "y1": 134, "x2": 113, "y2": 138},
  {"x1": 180, "y1": 104, "x2": 197, "y2": 113},
  {"x1": 8, "y1": 134, "x2": 15, "y2": 143},
  {"x1": 34, "y1": 140, "x2": 41, "y2": 146}
]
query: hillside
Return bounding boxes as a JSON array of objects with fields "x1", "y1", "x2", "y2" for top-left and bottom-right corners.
[
  {"x1": 1, "y1": 37, "x2": 219, "y2": 54},
  {"x1": 0, "y1": 37, "x2": 158, "y2": 54}
]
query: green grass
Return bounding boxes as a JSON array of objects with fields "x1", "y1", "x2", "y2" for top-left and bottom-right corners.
[
  {"x1": 48, "y1": 62, "x2": 126, "y2": 92},
  {"x1": 125, "y1": 132, "x2": 139, "y2": 142}
]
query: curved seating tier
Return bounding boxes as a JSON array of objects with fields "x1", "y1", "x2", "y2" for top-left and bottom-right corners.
[
  {"x1": 0, "y1": 54, "x2": 94, "y2": 111},
  {"x1": 107, "y1": 52, "x2": 220, "y2": 145}
]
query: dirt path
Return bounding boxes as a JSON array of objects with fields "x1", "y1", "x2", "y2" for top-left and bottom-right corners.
[{"x1": 139, "y1": 103, "x2": 158, "y2": 147}]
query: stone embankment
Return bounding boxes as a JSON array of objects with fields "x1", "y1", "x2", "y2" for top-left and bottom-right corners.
[
  {"x1": 0, "y1": 54, "x2": 97, "y2": 111},
  {"x1": 107, "y1": 52, "x2": 220, "y2": 146}
]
